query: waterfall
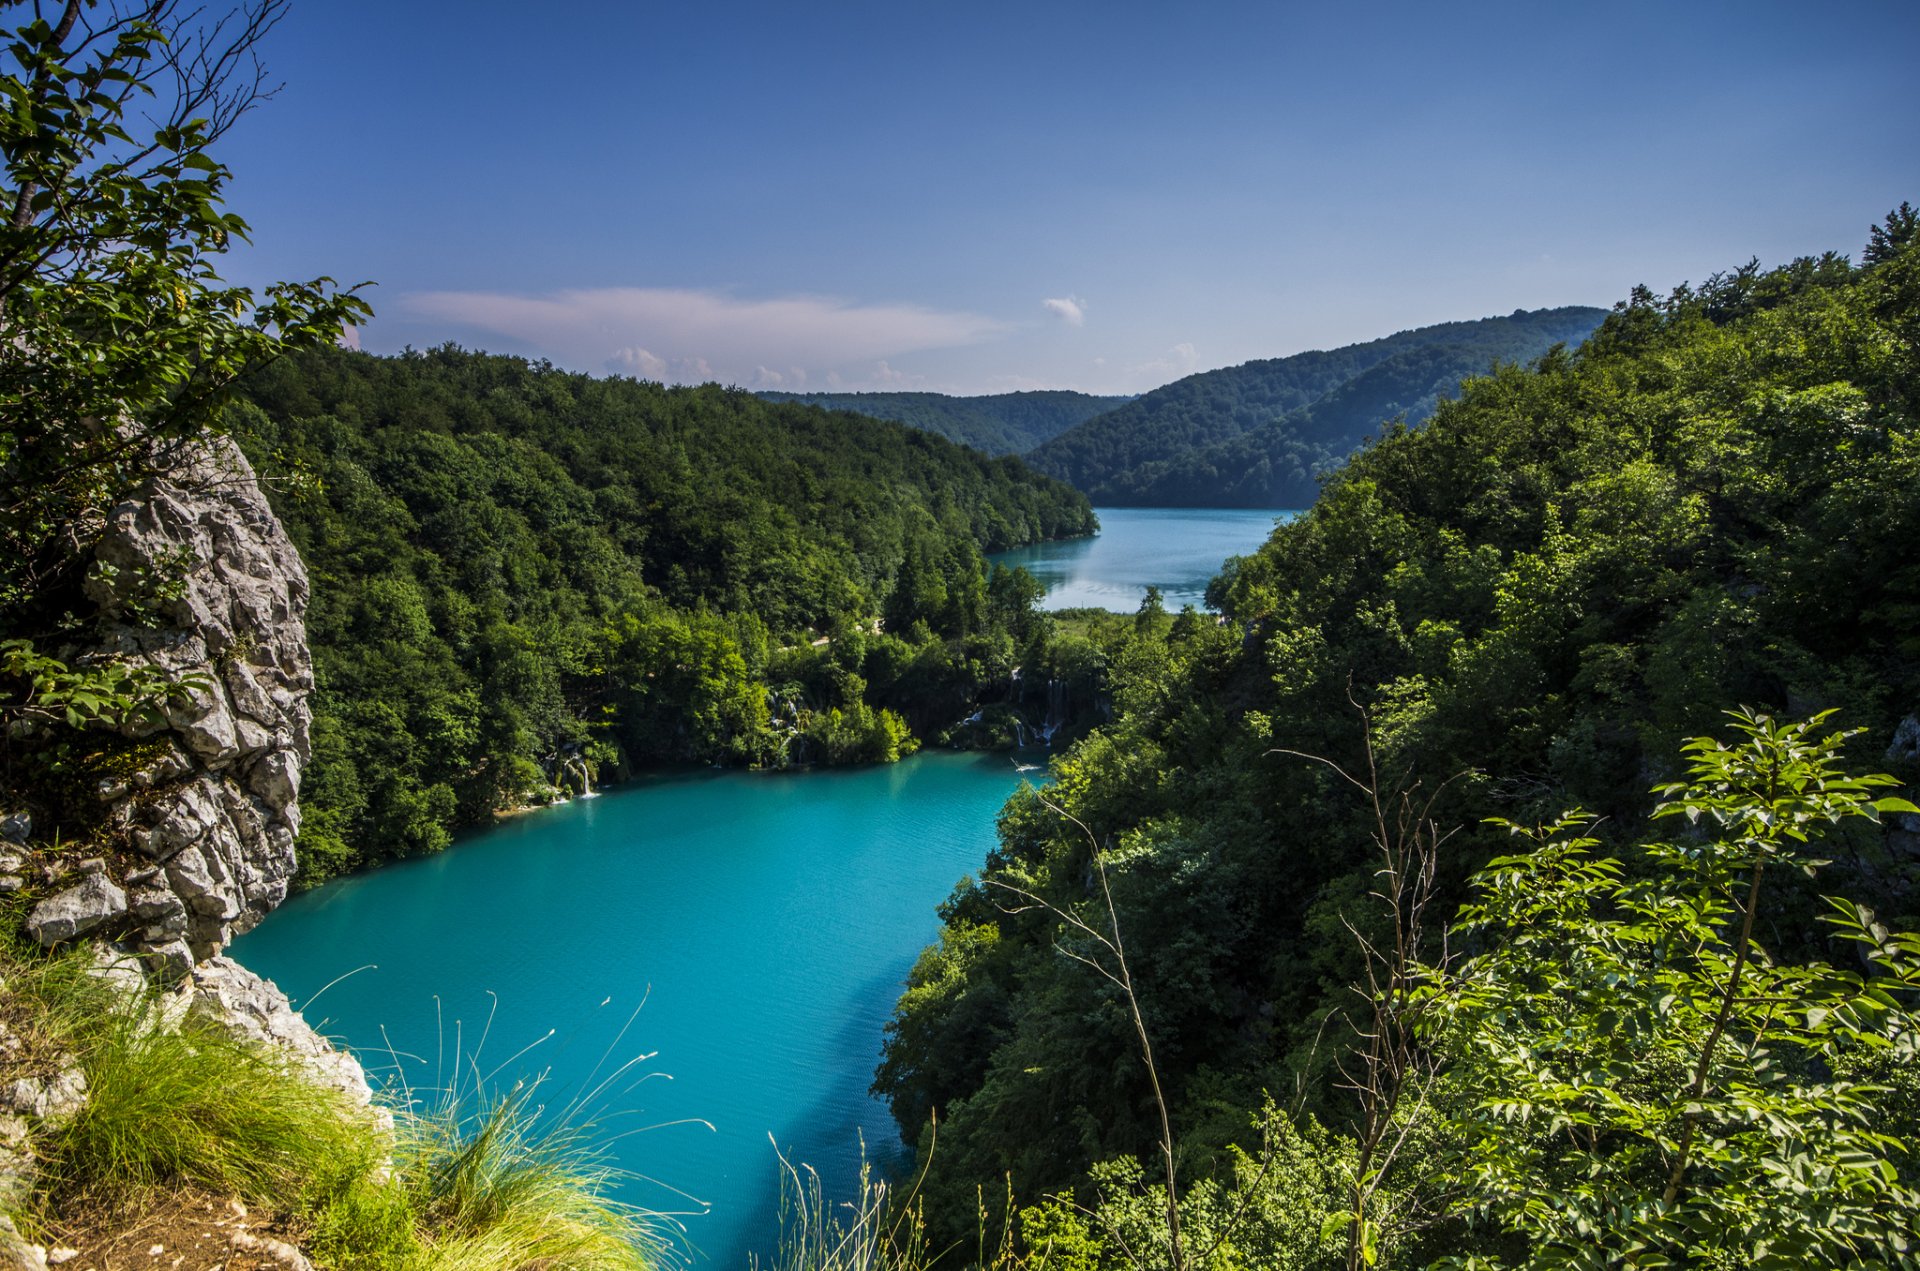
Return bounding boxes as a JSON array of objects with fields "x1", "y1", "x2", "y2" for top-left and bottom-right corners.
[
  {"x1": 1038, "y1": 677, "x2": 1067, "y2": 744},
  {"x1": 548, "y1": 749, "x2": 599, "y2": 801}
]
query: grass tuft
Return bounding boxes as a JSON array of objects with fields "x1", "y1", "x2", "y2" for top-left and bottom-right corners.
[
  {"x1": 758, "y1": 1140, "x2": 940, "y2": 1271},
  {"x1": 394, "y1": 1081, "x2": 663, "y2": 1271},
  {"x1": 1, "y1": 943, "x2": 662, "y2": 1270}
]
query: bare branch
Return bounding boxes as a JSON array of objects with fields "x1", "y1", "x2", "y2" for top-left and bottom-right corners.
[{"x1": 986, "y1": 797, "x2": 1189, "y2": 1271}]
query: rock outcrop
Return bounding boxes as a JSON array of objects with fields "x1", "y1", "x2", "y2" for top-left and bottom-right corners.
[
  {"x1": 24, "y1": 858, "x2": 126, "y2": 945},
  {"x1": 191, "y1": 956, "x2": 378, "y2": 1112},
  {"x1": 52, "y1": 436, "x2": 313, "y2": 971},
  {"x1": 1, "y1": 431, "x2": 377, "y2": 1239}
]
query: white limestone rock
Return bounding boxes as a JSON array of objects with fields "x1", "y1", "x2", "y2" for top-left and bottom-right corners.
[
  {"x1": 0, "y1": 1216, "x2": 48, "y2": 1271},
  {"x1": 25, "y1": 873, "x2": 128, "y2": 946},
  {"x1": 75, "y1": 436, "x2": 311, "y2": 962},
  {"x1": 191, "y1": 957, "x2": 378, "y2": 1114}
]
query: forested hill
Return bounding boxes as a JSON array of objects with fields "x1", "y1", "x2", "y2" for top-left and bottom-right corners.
[
  {"x1": 878, "y1": 219, "x2": 1920, "y2": 1260},
  {"x1": 756, "y1": 388, "x2": 1132, "y2": 455},
  {"x1": 229, "y1": 345, "x2": 1095, "y2": 883},
  {"x1": 1025, "y1": 305, "x2": 1606, "y2": 505}
]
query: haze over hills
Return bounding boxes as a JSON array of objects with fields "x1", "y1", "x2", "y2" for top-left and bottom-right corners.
[
  {"x1": 1024, "y1": 305, "x2": 1608, "y2": 506},
  {"x1": 765, "y1": 308, "x2": 1608, "y2": 508},
  {"x1": 756, "y1": 389, "x2": 1132, "y2": 456}
]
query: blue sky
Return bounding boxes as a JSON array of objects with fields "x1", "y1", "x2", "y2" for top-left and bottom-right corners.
[{"x1": 219, "y1": 0, "x2": 1920, "y2": 395}]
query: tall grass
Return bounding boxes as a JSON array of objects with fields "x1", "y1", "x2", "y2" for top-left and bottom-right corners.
[
  {"x1": 757, "y1": 1144, "x2": 931, "y2": 1271},
  {"x1": 2, "y1": 944, "x2": 663, "y2": 1270},
  {"x1": 15, "y1": 949, "x2": 380, "y2": 1211},
  {"x1": 384, "y1": 1081, "x2": 665, "y2": 1271}
]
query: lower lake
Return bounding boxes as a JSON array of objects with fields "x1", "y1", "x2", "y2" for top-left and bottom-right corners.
[
  {"x1": 231, "y1": 505, "x2": 1294, "y2": 1264},
  {"x1": 231, "y1": 751, "x2": 1042, "y2": 1267},
  {"x1": 991, "y1": 505, "x2": 1296, "y2": 612}
]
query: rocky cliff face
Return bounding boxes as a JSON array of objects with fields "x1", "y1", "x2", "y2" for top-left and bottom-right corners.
[
  {"x1": 26, "y1": 435, "x2": 311, "y2": 978},
  {"x1": 0, "y1": 432, "x2": 374, "y2": 1258}
]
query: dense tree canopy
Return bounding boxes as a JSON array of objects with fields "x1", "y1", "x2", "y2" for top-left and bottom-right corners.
[
  {"x1": 232, "y1": 345, "x2": 1097, "y2": 883},
  {"x1": 756, "y1": 389, "x2": 1131, "y2": 456},
  {"x1": 878, "y1": 218, "x2": 1920, "y2": 1260}
]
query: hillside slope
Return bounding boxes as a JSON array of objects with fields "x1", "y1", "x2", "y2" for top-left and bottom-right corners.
[
  {"x1": 233, "y1": 345, "x2": 1095, "y2": 881},
  {"x1": 878, "y1": 230, "x2": 1920, "y2": 1249},
  {"x1": 757, "y1": 388, "x2": 1132, "y2": 455},
  {"x1": 1027, "y1": 306, "x2": 1606, "y2": 505}
]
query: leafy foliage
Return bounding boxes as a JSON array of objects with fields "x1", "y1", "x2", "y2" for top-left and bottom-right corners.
[
  {"x1": 1424, "y1": 712, "x2": 1920, "y2": 1268},
  {"x1": 231, "y1": 344, "x2": 1096, "y2": 882},
  {"x1": 880, "y1": 216, "x2": 1920, "y2": 1253},
  {"x1": 0, "y1": 0, "x2": 365, "y2": 789}
]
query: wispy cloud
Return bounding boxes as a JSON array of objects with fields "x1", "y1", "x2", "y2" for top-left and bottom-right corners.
[
  {"x1": 400, "y1": 286, "x2": 1008, "y2": 386},
  {"x1": 1128, "y1": 341, "x2": 1200, "y2": 384},
  {"x1": 607, "y1": 345, "x2": 666, "y2": 378},
  {"x1": 1042, "y1": 295, "x2": 1087, "y2": 326}
]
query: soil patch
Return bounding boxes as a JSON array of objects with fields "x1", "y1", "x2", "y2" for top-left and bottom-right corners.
[{"x1": 51, "y1": 1189, "x2": 307, "y2": 1271}]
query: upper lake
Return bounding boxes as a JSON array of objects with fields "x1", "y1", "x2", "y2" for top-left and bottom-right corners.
[{"x1": 991, "y1": 506, "x2": 1297, "y2": 611}]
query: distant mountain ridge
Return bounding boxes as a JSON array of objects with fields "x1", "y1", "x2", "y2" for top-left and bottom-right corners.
[
  {"x1": 1026, "y1": 306, "x2": 1608, "y2": 506},
  {"x1": 757, "y1": 389, "x2": 1132, "y2": 456}
]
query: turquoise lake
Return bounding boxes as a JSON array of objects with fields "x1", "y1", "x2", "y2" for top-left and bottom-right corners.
[
  {"x1": 231, "y1": 506, "x2": 1290, "y2": 1265},
  {"x1": 991, "y1": 505, "x2": 1296, "y2": 611},
  {"x1": 231, "y1": 752, "x2": 1042, "y2": 1267}
]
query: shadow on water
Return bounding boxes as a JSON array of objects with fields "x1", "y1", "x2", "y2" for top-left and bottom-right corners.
[{"x1": 707, "y1": 967, "x2": 919, "y2": 1269}]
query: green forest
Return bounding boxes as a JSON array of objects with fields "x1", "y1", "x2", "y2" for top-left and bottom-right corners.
[
  {"x1": 756, "y1": 389, "x2": 1132, "y2": 456},
  {"x1": 874, "y1": 217, "x2": 1920, "y2": 1267},
  {"x1": 229, "y1": 346, "x2": 1096, "y2": 884},
  {"x1": 5, "y1": 1, "x2": 1917, "y2": 1268},
  {"x1": 1025, "y1": 307, "x2": 1606, "y2": 507}
]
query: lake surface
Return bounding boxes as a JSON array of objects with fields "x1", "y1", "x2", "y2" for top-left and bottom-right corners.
[
  {"x1": 992, "y1": 506, "x2": 1296, "y2": 611},
  {"x1": 230, "y1": 507, "x2": 1285, "y2": 1262},
  {"x1": 231, "y1": 751, "x2": 1042, "y2": 1267}
]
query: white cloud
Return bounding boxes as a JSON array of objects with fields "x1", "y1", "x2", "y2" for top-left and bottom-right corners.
[
  {"x1": 338, "y1": 323, "x2": 361, "y2": 351},
  {"x1": 751, "y1": 364, "x2": 808, "y2": 388},
  {"x1": 1042, "y1": 295, "x2": 1087, "y2": 326},
  {"x1": 401, "y1": 286, "x2": 1007, "y2": 387},
  {"x1": 870, "y1": 360, "x2": 922, "y2": 387},
  {"x1": 607, "y1": 345, "x2": 667, "y2": 378}
]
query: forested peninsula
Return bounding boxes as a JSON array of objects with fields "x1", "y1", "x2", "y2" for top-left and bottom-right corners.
[
  {"x1": 875, "y1": 219, "x2": 1920, "y2": 1266},
  {"x1": 229, "y1": 346, "x2": 1096, "y2": 884}
]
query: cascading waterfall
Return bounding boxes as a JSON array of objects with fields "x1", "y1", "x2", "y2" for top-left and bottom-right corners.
[
  {"x1": 1005, "y1": 676, "x2": 1071, "y2": 749},
  {"x1": 1037, "y1": 676, "x2": 1067, "y2": 745},
  {"x1": 547, "y1": 750, "x2": 599, "y2": 801}
]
